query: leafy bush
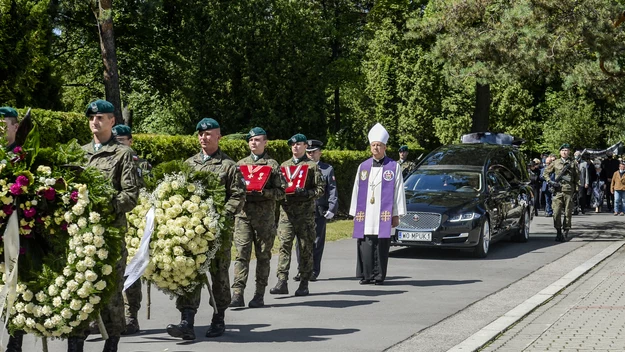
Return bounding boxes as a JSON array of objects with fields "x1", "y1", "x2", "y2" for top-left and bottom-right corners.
[{"x1": 17, "y1": 109, "x2": 92, "y2": 147}]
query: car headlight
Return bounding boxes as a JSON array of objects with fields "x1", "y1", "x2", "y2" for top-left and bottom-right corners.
[{"x1": 449, "y1": 212, "x2": 481, "y2": 222}]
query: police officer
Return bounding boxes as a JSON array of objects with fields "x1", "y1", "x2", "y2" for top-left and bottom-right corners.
[
  {"x1": 543, "y1": 143, "x2": 579, "y2": 242},
  {"x1": 72, "y1": 99, "x2": 139, "y2": 352},
  {"x1": 293, "y1": 140, "x2": 337, "y2": 281},
  {"x1": 398, "y1": 145, "x2": 416, "y2": 178},
  {"x1": 166, "y1": 118, "x2": 245, "y2": 340},
  {"x1": 111, "y1": 124, "x2": 152, "y2": 335},
  {"x1": 0, "y1": 107, "x2": 19, "y2": 152},
  {"x1": 230, "y1": 127, "x2": 286, "y2": 308},
  {"x1": 270, "y1": 134, "x2": 324, "y2": 297}
]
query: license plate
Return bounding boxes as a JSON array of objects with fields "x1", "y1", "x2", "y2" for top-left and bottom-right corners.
[{"x1": 398, "y1": 231, "x2": 432, "y2": 241}]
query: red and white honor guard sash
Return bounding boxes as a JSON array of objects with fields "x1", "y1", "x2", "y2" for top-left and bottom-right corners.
[
  {"x1": 239, "y1": 165, "x2": 273, "y2": 192},
  {"x1": 281, "y1": 164, "x2": 309, "y2": 194}
]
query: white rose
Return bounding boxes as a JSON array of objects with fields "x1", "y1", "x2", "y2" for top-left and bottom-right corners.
[
  {"x1": 67, "y1": 224, "x2": 79, "y2": 236},
  {"x1": 12, "y1": 314, "x2": 26, "y2": 327},
  {"x1": 85, "y1": 270, "x2": 98, "y2": 282},
  {"x1": 97, "y1": 248, "x2": 108, "y2": 260},
  {"x1": 44, "y1": 318, "x2": 54, "y2": 329},
  {"x1": 35, "y1": 291, "x2": 47, "y2": 302},
  {"x1": 60, "y1": 289, "x2": 70, "y2": 300},
  {"x1": 76, "y1": 261, "x2": 87, "y2": 272},
  {"x1": 89, "y1": 212, "x2": 101, "y2": 224},
  {"x1": 89, "y1": 295, "x2": 101, "y2": 305},
  {"x1": 94, "y1": 281, "x2": 107, "y2": 290},
  {"x1": 92, "y1": 225, "x2": 105, "y2": 237},
  {"x1": 93, "y1": 235, "x2": 105, "y2": 248},
  {"x1": 81, "y1": 303, "x2": 94, "y2": 314},
  {"x1": 75, "y1": 272, "x2": 85, "y2": 283},
  {"x1": 25, "y1": 318, "x2": 36, "y2": 328},
  {"x1": 63, "y1": 267, "x2": 72, "y2": 277},
  {"x1": 84, "y1": 245, "x2": 97, "y2": 256},
  {"x1": 84, "y1": 257, "x2": 96, "y2": 268},
  {"x1": 69, "y1": 299, "x2": 82, "y2": 311},
  {"x1": 64, "y1": 211, "x2": 73, "y2": 223},
  {"x1": 82, "y1": 232, "x2": 93, "y2": 244},
  {"x1": 77, "y1": 217, "x2": 88, "y2": 229},
  {"x1": 55, "y1": 276, "x2": 66, "y2": 287},
  {"x1": 78, "y1": 311, "x2": 89, "y2": 321},
  {"x1": 52, "y1": 297, "x2": 62, "y2": 308},
  {"x1": 61, "y1": 308, "x2": 73, "y2": 319},
  {"x1": 101, "y1": 265, "x2": 113, "y2": 276},
  {"x1": 67, "y1": 280, "x2": 79, "y2": 292},
  {"x1": 47, "y1": 285, "x2": 59, "y2": 296}
]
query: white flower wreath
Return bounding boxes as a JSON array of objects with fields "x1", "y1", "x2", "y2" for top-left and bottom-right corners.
[{"x1": 126, "y1": 172, "x2": 223, "y2": 297}]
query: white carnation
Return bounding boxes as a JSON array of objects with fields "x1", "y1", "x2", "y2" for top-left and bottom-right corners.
[{"x1": 89, "y1": 212, "x2": 101, "y2": 224}]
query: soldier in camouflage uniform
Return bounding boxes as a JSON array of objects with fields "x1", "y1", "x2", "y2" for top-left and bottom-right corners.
[
  {"x1": 270, "y1": 133, "x2": 325, "y2": 297},
  {"x1": 111, "y1": 124, "x2": 152, "y2": 335},
  {"x1": 543, "y1": 143, "x2": 579, "y2": 242},
  {"x1": 398, "y1": 145, "x2": 416, "y2": 179},
  {"x1": 71, "y1": 100, "x2": 139, "y2": 352},
  {"x1": 230, "y1": 127, "x2": 286, "y2": 308},
  {"x1": 166, "y1": 118, "x2": 246, "y2": 340},
  {"x1": 0, "y1": 106, "x2": 19, "y2": 153}
]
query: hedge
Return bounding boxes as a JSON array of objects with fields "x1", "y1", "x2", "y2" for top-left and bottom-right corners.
[{"x1": 15, "y1": 108, "x2": 426, "y2": 214}]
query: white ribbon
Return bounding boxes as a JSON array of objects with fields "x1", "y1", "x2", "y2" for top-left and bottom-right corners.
[
  {"x1": 0, "y1": 212, "x2": 20, "y2": 349},
  {"x1": 123, "y1": 206, "x2": 155, "y2": 291}
]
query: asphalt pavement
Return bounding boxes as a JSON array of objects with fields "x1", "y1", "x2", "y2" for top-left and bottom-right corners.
[{"x1": 13, "y1": 210, "x2": 624, "y2": 352}]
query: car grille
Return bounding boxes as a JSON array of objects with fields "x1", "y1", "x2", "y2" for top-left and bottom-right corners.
[{"x1": 399, "y1": 212, "x2": 441, "y2": 231}]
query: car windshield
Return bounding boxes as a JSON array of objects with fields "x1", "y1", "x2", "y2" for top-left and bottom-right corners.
[{"x1": 404, "y1": 170, "x2": 482, "y2": 193}]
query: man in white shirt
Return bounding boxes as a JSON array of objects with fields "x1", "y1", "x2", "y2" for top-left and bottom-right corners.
[{"x1": 350, "y1": 123, "x2": 407, "y2": 285}]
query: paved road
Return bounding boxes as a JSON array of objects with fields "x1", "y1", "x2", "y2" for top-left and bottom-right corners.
[{"x1": 15, "y1": 212, "x2": 623, "y2": 352}]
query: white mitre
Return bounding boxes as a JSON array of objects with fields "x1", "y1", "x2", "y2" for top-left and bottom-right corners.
[{"x1": 367, "y1": 123, "x2": 389, "y2": 144}]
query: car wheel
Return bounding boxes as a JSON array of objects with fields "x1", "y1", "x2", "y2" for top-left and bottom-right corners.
[
  {"x1": 514, "y1": 209, "x2": 530, "y2": 243},
  {"x1": 473, "y1": 218, "x2": 490, "y2": 258}
]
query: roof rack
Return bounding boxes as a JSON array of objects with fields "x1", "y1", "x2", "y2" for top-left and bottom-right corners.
[{"x1": 461, "y1": 132, "x2": 524, "y2": 146}]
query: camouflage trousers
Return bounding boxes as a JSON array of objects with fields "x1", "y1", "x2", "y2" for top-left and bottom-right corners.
[
  {"x1": 276, "y1": 202, "x2": 316, "y2": 281},
  {"x1": 100, "y1": 245, "x2": 127, "y2": 337},
  {"x1": 124, "y1": 279, "x2": 141, "y2": 319},
  {"x1": 232, "y1": 201, "x2": 277, "y2": 296},
  {"x1": 176, "y1": 233, "x2": 232, "y2": 313},
  {"x1": 553, "y1": 191, "x2": 574, "y2": 230}
]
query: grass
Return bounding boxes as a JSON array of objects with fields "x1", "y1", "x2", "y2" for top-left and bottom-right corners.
[{"x1": 232, "y1": 219, "x2": 354, "y2": 259}]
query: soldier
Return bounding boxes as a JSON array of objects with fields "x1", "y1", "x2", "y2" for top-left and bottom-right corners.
[
  {"x1": 0, "y1": 106, "x2": 19, "y2": 152},
  {"x1": 71, "y1": 99, "x2": 139, "y2": 352},
  {"x1": 230, "y1": 127, "x2": 286, "y2": 308},
  {"x1": 543, "y1": 143, "x2": 579, "y2": 242},
  {"x1": 111, "y1": 124, "x2": 152, "y2": 335},
  {"x1": 293, "y1": 139, "x2": 338, "y2": 281},
  {"x1": 166, "y1": 118, "x2": 245, "y2": 340},
  {"x1": 112, "y1": 124, "x2": 152, "y2": 189},
  {"x1": 270, "y1": 134, "x2": 324, "y2": 297},
  {"x1": 398, "y1": 145, "x2": 416, "y2": 179}
]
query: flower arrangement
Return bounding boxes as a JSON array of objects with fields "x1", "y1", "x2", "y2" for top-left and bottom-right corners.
[
  {"x1": 0, "y1": 126, "x2": 120, "y2": 338},
  {"x1": 126, "y1": 161, "x2": 226, "y2": 297}
]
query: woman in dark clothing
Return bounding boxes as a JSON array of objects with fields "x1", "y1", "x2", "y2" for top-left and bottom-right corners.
[{"x1": 589, "y1": 162, "x2": 608, "y2": 212}]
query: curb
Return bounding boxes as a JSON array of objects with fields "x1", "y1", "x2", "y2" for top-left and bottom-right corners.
[{"x1": 446, "y1": 240, "x2": 625, "y2": 352}]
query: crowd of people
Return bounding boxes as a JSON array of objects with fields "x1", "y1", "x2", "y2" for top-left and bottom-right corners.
[
  {"x1": 529, "y1": 146, "x2": 625, "y2": 240},
  {"x1": 0, "y1": 102, "x2": 407, "y2": 352}
]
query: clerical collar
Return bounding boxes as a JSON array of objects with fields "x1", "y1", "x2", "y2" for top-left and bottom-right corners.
[
  {"x1": 373, "y1": 156, "x2": 384, "y2": 167},
  {"x1": 252, "y1": 152, "x2": 266, "y2": 162}
]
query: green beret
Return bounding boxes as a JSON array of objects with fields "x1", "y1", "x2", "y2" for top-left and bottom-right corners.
[
  {"x1": 398, "y1": 145, "x2": 409, "y2": 152},
  {"x1": 246, "y1": 127, "x2": 266, "y2": 141},
  {"x1": 288, "y1": 133, "x2": 307, "y2": 146},
  {"x1": 0, "y1": 107, "x2": 18, "y2": 118},
  {"x1": 112, "y1": 124, "x2": 132, "y2": 137},
  {"x1": 85, "y1": 100, "x2": 115, "y2": 116},
  {"x1": 196, "y1": 118, "x2": 220, "y2": 132},
  {"x1": 559, "y1": 143, "x2": 571, "y2": 151}
]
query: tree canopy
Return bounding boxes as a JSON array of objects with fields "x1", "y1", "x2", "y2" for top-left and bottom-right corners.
[{"x1": 2, "y1": 0, "x2": 625, "y2": 155}]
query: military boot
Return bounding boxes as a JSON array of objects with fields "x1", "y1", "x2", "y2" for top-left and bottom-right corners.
[
  {"x1": 122, "y1": 316, "x2": 140, "y2": 335},
  {"x1": 563, "y1": 229, "x2": 570, "y2": 241},
  {"x1": 294, "y1": 280, "x2": 309, "y2": 297},
  {"x1": 269, "y1": 279, "x2": 288, "y2": 295},
  {"x1": 67, "y1": 337, "x2": 85, "y2": 352},
  {"x1": 6, "y1": 330, "x2": 24, "y2": 352},
  {"x1": 248, "y1": 294, "x2": 265, "y2": 308},
  {"x1": 102, "y1": 335, "x2": 120, "y2": 352},
  {"x1": 555, "y1": 228, "x2": 564, "y2": 242},
  {"x1": 205, "y1": 309, "x2": 226, "y2": 338},
  {"x1": 229, "y1": 291, "x2": 244, "y2": 307},
  {"x1": 166, "y1": 309, "x2": 196, "y2": 340}
]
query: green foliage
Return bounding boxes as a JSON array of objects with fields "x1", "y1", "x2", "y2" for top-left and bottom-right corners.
[
  {"x1": 16, "y1": 108, "x2": 92, "y2": 147},
  {"x1": 539, "y1": 90, "x2": 601, "y2": 152}
]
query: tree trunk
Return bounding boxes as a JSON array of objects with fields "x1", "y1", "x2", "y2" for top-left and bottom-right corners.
[
  {"x1": 96, "y1": 0, "x2": 123, "y2": 124},
  {"x1": 471, "y1": 82, "x2": 490, "y2": 132}
]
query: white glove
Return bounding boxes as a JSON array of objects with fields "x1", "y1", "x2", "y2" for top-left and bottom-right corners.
[{"x1": 324, "y1": 211, "x2": 335, "y2": 220}]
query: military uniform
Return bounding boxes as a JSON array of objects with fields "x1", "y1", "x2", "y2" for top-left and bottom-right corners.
[
  {"x1": 543, "y1": 156, "x2": 579, "y2": 240},
  {"x1": 271, "y1": 141, "x2": 325, "y2": 296},
  {"x1": 231, "y1": 152, "x2": 285, "y2": 306},
  {"x1": 80, "y1": 137, "x2": 139, "y2": 339},
  {"x1": 399, "y1": 159, "x2": 416, "y2": 178},
  {"x1": 167, "y1": 144, "x2": 245, "y2": 339}
]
